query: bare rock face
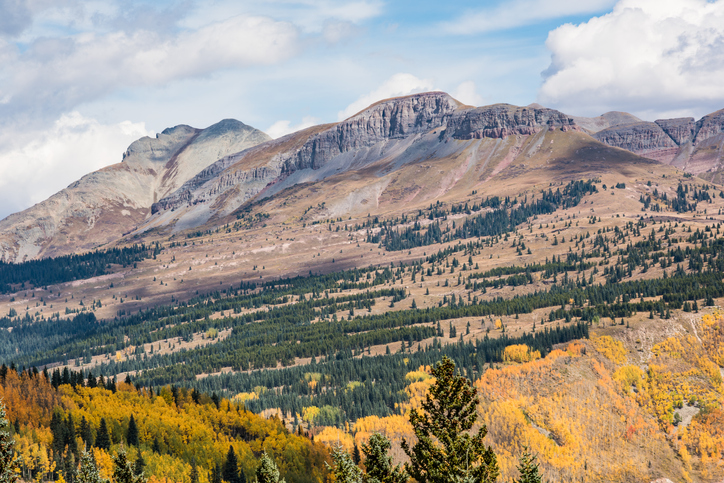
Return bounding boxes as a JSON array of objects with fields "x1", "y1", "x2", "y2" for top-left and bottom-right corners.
[
  {"x1": 593, "y1": 122, "x2": 678, "y2": 162},
  {"x1": 591, "y1": 108, "x2": 724, "y2": 174},
  {"x1": 0, "y1": 120, "x2": 270, "y2": 262},
  {"x1": 446, "y1": 103, "x2": 579, "y2": 140},
  {"x1": 279, "y1": 92, "x2": 459, "y2": 174},
  {"x1": 655, "y1": 118, "x2": 695, "y2": 145},
  {"x1": 694, "y1": 108, "x2": 724, "y2": 143}
]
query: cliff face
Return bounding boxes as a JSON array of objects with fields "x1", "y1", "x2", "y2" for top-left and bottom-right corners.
[
  {"x1": 447, "y1": 104, "x2": 579, "y2": 140},
  {"x1": 591, "y1": 109, "x2": 724, "y2": 173},
  {"x1": 279, "y1": 92, "x2": 459, "y2": 174},
  {"x1": 694, "y1": 109, "x2": 724, "y2": 143},
  {"x1": 0, "y1": 120, "x2": 270, "y2": 262},
  {"x1": 151, "y1": 93, "x2": 581, "y2": 223},
  {"x1": 655, "y1": 118, "x2": 695, "y2": 145}
]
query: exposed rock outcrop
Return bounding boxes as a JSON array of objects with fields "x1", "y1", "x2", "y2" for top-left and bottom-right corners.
[
  {"x1": 694, "y1": 108, "x2": 724, "y2": 143},
  {"x1": 279, "y1": 92, "x2": 459, "y2": 174},
  {"x1": 446, "y1": 104, "x2": 579, "y2": 140},
  {"x1": 655, "y1": 118, "x2": 695, "y2": 145},
  {"x1": 593, "y1": 122, "x2": 678, "y2": 162},
  {"x1": 591, "y1": 108, "x2": 724, "y2": 174}
]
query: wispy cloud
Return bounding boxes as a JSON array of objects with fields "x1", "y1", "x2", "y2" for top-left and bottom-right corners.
[{"x1": 440, "y1": 0, "x2": 616, "y2": 35}]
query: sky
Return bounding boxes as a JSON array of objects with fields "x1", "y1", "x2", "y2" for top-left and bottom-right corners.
[{"x1": 1, "y1": 0, "x2": 724, "y2": 219}]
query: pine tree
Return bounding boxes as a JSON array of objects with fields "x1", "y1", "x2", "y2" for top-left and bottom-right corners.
[
  {"x1": 0, "y1": 402, "x2": 21, "y2": 483},
  {"x1": 352, "y1": 443, "x2": 361, "y2": 465},
  {"x1": 95, "y1": 418, "x2": 111, "y2": 451},
  {"x1": 112, "y1": 449, "x2": 146, "y2": 483},
  {"x1": 223, "y1": 446, "x2": 241, "y2": 483},
  {"x1": 210, "y1": 463, "x2": 222, "y2": 483},
  {"x1": 190, "y1": 459, "x2": 199, "y2": 483},
  {"x1": 255, "y1": 452, "x2": 285, "y2": 483},
  {"x1": 326, "y1": 446, "x2": 362, "y2": 483},
  {"x1": 127, "y1": 415, "x2": 139, "y2": 446},
  {"x1": 362, "y1": 433, "x2": 407, "y2": 483},
  {"x1": 75, "y1": 449, "x2": 108, "y2": 483},
  {"x1": 402, "y1": 356, "x2": 499, "y2": 483},
  {"x1": 514, "y1": 447, "x2": 543, "y2": 483},
  {"x1": 80, "y1": 416, "x2": 94, "y2": 448},
  {"x1": 134, "y1": 452, "x2": 146, "y2": 477}
]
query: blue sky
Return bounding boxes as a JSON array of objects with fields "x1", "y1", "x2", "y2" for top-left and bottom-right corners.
[{"x1": 1, "y1": 0, "x2": 724, "y2": 219}]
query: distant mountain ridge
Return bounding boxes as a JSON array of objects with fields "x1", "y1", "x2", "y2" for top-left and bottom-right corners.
[
  {"x1": 1, "y1": 91, "x2": 723, "y2": 262},
  {"x1": 586, "y1": 109, "x2": 724, "y2": 180}
]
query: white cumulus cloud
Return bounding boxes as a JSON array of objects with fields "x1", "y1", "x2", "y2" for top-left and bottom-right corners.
[
  {"x1": 452, "y1": 81, "x2": 484, "y2": 106},
  {"x1": 0, "y1": 112, "x2": 152, "y2": 219},
  {"x1": 538, "y1": 0, "x2": 724, "y2": 118},
  {"x1": 337, "y1": 73, "x2": 436, "y2": 121},
  {"x1": 266, "y1": 116, "x2": 321, "y2": 139}
]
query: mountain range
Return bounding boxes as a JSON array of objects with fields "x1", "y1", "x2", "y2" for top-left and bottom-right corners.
[{"x1": 1, "y1": 91, "x2": 723, "y2": 262}]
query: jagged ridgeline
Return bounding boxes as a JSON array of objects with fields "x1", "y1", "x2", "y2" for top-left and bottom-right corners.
[
  {"x1": 367, "y1": 180, "x2": 597, "y2": 250},
  {"x1": 0, "y1": 244, "x2": 161, "y2": 294}
]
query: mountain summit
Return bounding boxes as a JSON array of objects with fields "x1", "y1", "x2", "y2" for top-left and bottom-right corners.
[{"x1": 0, "y1": 120, "x2": 269, "y2": 262}]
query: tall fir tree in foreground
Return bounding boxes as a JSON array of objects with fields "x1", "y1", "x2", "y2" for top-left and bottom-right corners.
[
  {"x1": 362, "y1": 433, "x2": 407, "y2": 483},
  {"x1": 255, "y1": 452, "x2": 285, "y2": 483},
  {"x1": 0, "y1": 402, "x2": 21, "y2": 483},
  {"x1": 402, "y1": 356, "x2": 499, "y2": 483},
  {"x1": 326, "y1": 445, "x2": 363, "y2": 483},
  {"x1": 514, "y1": 447, "x2": 543, "y2": 483},
  {"x1": 76, "y1": 449, "x2": 108, "y2": 483},
  {"x1": 113, "y1": 449, "x2": 146, "y2": 483}
]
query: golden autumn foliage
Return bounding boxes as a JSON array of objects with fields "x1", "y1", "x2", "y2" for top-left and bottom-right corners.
[
  {"x1": 502, "y1": 344, "x2": 541, "y2": 364},
  {"x1": 312, "y1": 314, "x2": 724, "y2": 483},
  {"x1": 0, "y1": 372, "x2": 329, "y2": 483},
  {"x1": 313, "y1": 427, "x2": 354, "y2": 453},
  {"x1": 591, "y1": 335, "x2": 627, "y2": 364}
]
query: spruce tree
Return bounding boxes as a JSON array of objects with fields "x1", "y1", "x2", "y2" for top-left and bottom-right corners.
[
  {"x1": 75, "y1": 449, "x2": 108, "y2": 483},
  {"x1": 95, "y1": 418, "x2": 111, "y2": 451},
  {"x1": 190, "y1": 459, "x2": 199, "y2": 483},
  {"x1": 255, "y1": 452, "x2": 285, "y2": 483},
  {"x1": 352, "y1": 443, "x2": 361, "y2": 465},
  {"x1": 127, "y1": 415, "x2": 139, "y2": 446},
  {"x1": 362, "y1": 433, "x2": 407, "y2": 483},
  {"x1": 112, "y1": 449, "x2": 146, "y2": 483},
  {"x1": 402, "y1": 356, "x2": 499, "y2": 483},
  {"x1": 134, "y1": 452, "x2": 146, "y2": 477},
  {"x1": 326, "y1": 446, "x2": 362, "y2": 483},
  {"x1": 514, "y1": 448, "x2": 543, "y2": 483},
  {"x1": 80, "y1": 417, "x2": 94, "y2": 448},
  {"x1": 223, "y1": 446, "x2": 241, "y2": 483},
  {"x1": 0, "y1": 402, "x2": 21, "y2": 483}
]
